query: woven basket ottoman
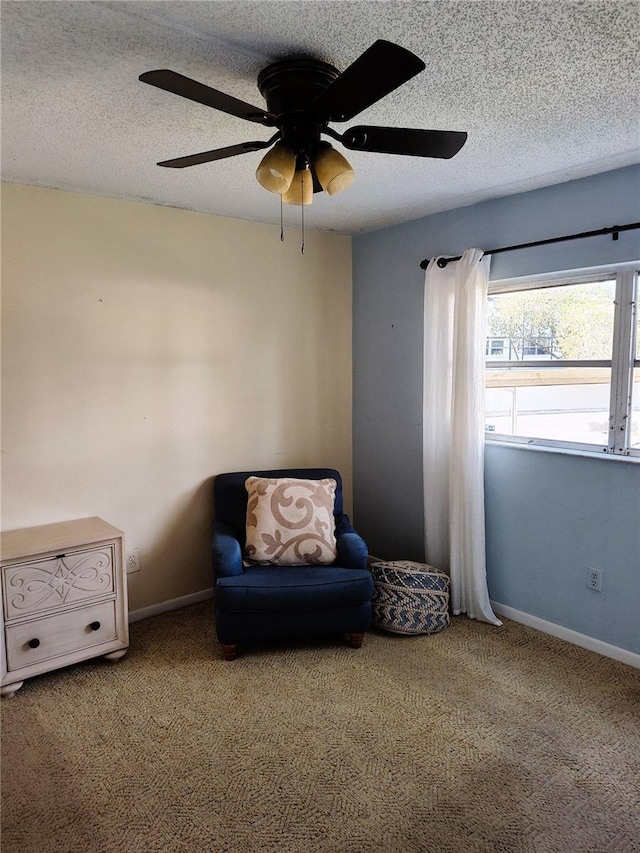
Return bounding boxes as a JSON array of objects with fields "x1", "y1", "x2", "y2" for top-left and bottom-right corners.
[{"x1": 370, "y1": 560, "x2": 450, "y2": 635}]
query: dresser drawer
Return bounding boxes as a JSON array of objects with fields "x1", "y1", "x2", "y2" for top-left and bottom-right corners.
[
  {"x1": 2, "y1": 545, "x2": 115, "y2": 620},
  {"x1": 5, "y1": 600, "x2": 117, "y2": 671}
]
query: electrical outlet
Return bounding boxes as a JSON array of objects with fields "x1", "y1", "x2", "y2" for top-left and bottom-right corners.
[
  {"x1": 587, "y1": 568, "x2": 602, "y2": 591},
  {"x1": 126, "y1": 549, "x2": 142, "y2": 574}
]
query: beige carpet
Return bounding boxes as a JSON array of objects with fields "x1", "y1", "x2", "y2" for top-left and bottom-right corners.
[{"x1": 1, "y1": 602, "x2": 639, "y2": 853}]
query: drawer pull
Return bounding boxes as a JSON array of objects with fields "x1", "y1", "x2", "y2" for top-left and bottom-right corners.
[
  {"x1": 89, "y1": 621, "x2": 101, "y2": 631},
  {"x1": 28, "y1": 638, "x2": 40, "y2": 649}
]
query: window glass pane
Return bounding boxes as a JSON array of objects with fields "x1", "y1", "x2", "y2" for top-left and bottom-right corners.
[
  {"x1": 631, "y1": 367, "x2": 640, "y2": 450},
  {"x1": 487, "y1": 280, "x2": 615, "y2": 361},
  {"x1": 485, "y1": 368, "x2": 612, "y2": 444}
]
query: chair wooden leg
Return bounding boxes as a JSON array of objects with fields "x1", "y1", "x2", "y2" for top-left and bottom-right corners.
[
  {"x1": 221, "y1": 643, "x2": 238, "y2": 661},
  {"x1": 347, "y1": 632, "x2": 365, "y2": 649}
]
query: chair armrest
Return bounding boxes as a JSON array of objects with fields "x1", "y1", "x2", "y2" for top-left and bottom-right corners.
[
  {"x1": 335, "y1": 514, "x2": 368, "y2": 570},
  {"x1": 212, "y1": 521, "x2": 243, "y2": 578}
]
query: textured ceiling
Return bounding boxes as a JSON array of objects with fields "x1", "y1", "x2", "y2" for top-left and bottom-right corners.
[{"x1": 2, "y1": 0, "x2": 639, "y2": 235}]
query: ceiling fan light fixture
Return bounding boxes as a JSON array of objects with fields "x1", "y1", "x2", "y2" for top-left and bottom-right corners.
[
  {"x1": 255, "y1": 142, "x2": 296, "y2": 193},
  {"x1": 314, "y1": 144, "x2": 355, "y2": 196},
  {"x1": 281, "y1": 167, "x2": 313, "y2": 206},
  {"x1": 140, "y1": 42, "x2": 467, "y2": 216}
]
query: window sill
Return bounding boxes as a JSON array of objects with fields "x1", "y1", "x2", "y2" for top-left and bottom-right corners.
[{"x1": 485, "y1": 439, "x2": 640, "y2": 463}]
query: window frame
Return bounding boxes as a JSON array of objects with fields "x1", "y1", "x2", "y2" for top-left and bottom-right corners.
[{"x1": 485, "y1": 263, "x2": 639, "y2": 459}]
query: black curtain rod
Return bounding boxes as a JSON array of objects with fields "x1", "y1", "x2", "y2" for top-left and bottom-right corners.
[{"x1": 419, "y1": 221, "x2": 640, "y2": 270}]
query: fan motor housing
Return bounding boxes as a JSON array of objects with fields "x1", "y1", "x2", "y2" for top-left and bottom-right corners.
[
  {"x1": 257, "y1": 58, "x2": 339, "y2": 121},
  {"x1": 257, "y1": 57, "x2": 340, "y2": 180}
]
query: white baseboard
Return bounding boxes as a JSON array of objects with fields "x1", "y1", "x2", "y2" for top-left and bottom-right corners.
[
  {"x1": 129, "y1": 588, "x2": 214, "y2": 624},
  {"x1": 128, "y1": 591, "x2": 639, "y2": 670},
  {"x1": 491, "y1": 601, "x2": 640, "y2": 669}
]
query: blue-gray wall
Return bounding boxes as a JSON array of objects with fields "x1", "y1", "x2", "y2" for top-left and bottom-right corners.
[{"x1": 352, "y1": 164, "x2": 640, "y2": 654}]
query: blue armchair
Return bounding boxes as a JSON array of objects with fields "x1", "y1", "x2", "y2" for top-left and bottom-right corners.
[{"x1": 212, "y1": 468, "x2": 373, "y2": 660}]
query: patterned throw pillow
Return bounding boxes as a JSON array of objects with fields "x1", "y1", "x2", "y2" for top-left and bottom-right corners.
[{"x1": 244, "y1": 477, "x2": 337, "y2": 565}]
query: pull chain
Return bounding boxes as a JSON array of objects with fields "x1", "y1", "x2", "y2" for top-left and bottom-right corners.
[
  {"x1": 280, "y1": 194, "x2": 284, "y2": 242},
  {"x1": 300, "y1": 171, "x2": 305, "y2": 255}
]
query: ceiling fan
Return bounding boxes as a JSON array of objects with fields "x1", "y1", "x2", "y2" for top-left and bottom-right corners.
[{"x1": 139, "y1": 40, "x2": 467, "y2": 205}]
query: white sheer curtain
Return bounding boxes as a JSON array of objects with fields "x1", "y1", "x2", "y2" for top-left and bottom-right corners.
[{"x1": 423, "y1": 247, "x2": 500, "y2": 625}]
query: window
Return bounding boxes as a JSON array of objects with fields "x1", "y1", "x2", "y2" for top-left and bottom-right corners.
[{"x1": 485, "y1": 265, "x2": 639, "y2": 457}]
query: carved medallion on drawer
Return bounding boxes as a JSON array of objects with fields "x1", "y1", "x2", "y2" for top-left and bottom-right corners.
[{"x1": 3, "y1": 547, "x2": 115, "y2": 619}]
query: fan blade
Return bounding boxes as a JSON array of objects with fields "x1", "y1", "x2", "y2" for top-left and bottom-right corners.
[
  {"x1": 312, "y1": 41, "x2": 425, "y2": 122},
  {"x1": 341, "y1": 126, "x2": 467, "y2": 159},
  {"x1": 139, "y1": 70, "x2": 275, "y2": 126},
  {"x1": 158, "y1": 140, "x2": 274, "y2": 169}
]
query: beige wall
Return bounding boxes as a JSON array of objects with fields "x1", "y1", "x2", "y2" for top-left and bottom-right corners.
[{"x1": 1, "y1": 184, "x2": 353, "y2": 611}]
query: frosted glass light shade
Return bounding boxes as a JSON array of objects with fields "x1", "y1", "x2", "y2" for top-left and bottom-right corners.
[
  {"x1": 281, "y1": 168, "x2": 313, "y2": 205},
  {"x1": 255, "y1": 143, "x2": 296, "y2": 194},
  {"x1": 314, "y1": 145, "x2": 355, "y2": 196}
]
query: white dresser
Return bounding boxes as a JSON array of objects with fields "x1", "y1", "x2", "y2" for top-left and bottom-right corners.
[{"x1": 1, "y1": 517, "x2": 129, "y2": 696}]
